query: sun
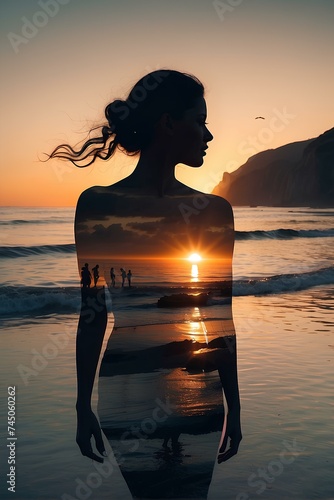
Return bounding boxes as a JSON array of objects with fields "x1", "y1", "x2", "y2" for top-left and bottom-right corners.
[{"x1": 188, "y1": 253, "x2": 202, "y2": 263}]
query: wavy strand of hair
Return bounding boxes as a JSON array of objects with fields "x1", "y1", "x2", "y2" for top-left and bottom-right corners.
[{"x1": 46, "y1": 126, "x2": 118, "y2": 167}]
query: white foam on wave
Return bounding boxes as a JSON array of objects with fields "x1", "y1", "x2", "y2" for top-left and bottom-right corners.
[
  {"x1": 236, "y1": 228, "x2": 334, "y2": 240},
  {"x1": 0, "y1": 266, "x2": 333, "y2": 317},
  {"x1": 0, "y1": 286, "x2": 81, "y2": 316},
  {"x1": 233, "y1": 266, "x2": 334, "y2": 296}
]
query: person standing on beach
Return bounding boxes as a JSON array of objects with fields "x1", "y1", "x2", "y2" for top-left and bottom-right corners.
[
  {"x1": 48, "y1": 69, "x2": 241, "y2": 499},
  {"x1": 127, "y1": 269, "x2": 132, "y2": 287},
  {"x1": 110, "y1": 267, "x2": 116, "y2": 287},
  {"x1": 80, "y1": 263, "x2": 91, "y2": 288},
  {"x1": 92, "y1": 264, "x2": 99, "y2": 287},
  {"x1": 120, "y1": 268, "x2": 126, "y2": 287}
]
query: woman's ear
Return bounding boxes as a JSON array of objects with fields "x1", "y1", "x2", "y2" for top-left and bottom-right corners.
[{"x1": 157, "y1": 112, "x2": 175, "y2": 136}]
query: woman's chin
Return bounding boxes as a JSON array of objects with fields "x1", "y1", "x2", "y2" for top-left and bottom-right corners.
[
  {"x1": 182, "y1": 157, "x2": 204, "y2": 168},
  {"x1": 193, "y1": 158, "x2": 205, "y2": 167}
]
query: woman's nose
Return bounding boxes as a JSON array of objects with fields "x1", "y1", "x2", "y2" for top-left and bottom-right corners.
[{"x1": 205, "y1": 127, "x2": 214, "y2": 142}]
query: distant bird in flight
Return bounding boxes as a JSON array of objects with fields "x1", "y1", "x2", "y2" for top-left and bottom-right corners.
[{"x1": 255, "y1": 116, "x2": 265, "y2": 120}]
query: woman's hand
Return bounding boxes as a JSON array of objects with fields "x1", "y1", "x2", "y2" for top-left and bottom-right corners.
[
  {"x1": 217, "y1": 409, "x2": 242, "y2": 464},
  {"x1": 76, "y1": 407, "x2": 107, "y2": 463}
]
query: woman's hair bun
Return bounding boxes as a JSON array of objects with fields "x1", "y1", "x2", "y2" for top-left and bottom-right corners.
[
  {"x1": 105, "y1": 100, "x2": 125, "y2": 126},
  {"x1": 105, "y1": 99, "x2": 142, "y2": 152}
]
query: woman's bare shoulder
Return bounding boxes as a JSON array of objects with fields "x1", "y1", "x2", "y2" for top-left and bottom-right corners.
[
  {"x1": 185, "y1": 187, "x2": 233, "y2": 215},
  {"x1": 77, "y1": 182, "x2": 123, "y2": 203},
  {"x1": 206, "y1": 192, "x2": 233, "y2": 213},
  {"x1": 75, "y1": 182, "x2": 125, "y2": 220}
]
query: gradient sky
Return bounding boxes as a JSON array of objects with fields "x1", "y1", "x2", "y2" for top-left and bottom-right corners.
[{"x1": 1, "y1": 0, "x2": 333, "y2": 206}]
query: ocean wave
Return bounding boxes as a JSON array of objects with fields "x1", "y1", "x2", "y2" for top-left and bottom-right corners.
[
  {"x1": 1, "y1": 228, "x2": 333, "y2": 259},
  {"x1": 0, "y1": 219, "x2": 70, "y2": 226},
  {"x1": 0, "y1": 244, "x2": 75, "y2": 258},
  {"x1": 0, "y1": 286, "x2": 81, "y2": 316},
  {"x1": 233, "y1": 266, "x2": 334, "y2": 296},
  {"x1": 0, "y1": 266, "x2": 333, "y2": 317},
  {"x1": 236, "y1": 228, "x2": 334, "y2": 240}
]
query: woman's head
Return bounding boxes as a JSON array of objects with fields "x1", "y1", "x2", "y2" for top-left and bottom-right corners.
[
  {"x1": 47, "y1": 70, "x2": 207, "y2": 167},
  {"x1": 105, "y1": 70, "x2": 205, "y2": 153}
]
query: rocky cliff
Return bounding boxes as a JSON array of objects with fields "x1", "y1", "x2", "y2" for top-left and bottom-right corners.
[{"x1": 213, "y1": 128, "x2": 334, "y2": 206}]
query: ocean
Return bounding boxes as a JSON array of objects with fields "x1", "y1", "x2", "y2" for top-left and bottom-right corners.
[{"x1": 0, "y1": 206, "x2": 333, "y2": 499}]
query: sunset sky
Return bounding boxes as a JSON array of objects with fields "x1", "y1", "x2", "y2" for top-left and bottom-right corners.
[{"x1": 1, "y1": 0, "x2": 333, "y2": 206}]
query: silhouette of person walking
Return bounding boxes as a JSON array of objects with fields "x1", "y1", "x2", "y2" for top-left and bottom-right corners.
[
  {"x1": 110, "y1": 267, "x2": 116, "y2": 287},
  {"x1": 127, "y1": 270, "x2": 132, "y2": 287},
  {"x1": 92, "y1": 264, "x2": 99, "y2": 287},
  {"x1": 120, "y1": 268, "x2": 126, "y2": 287},
  {"x1": 80, "y1": 263, "x2": 91, "y2": 288}
]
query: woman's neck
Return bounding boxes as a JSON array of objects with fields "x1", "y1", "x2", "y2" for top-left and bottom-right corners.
[{"x1": 126, "y1": 145, "x2": 180, "y2": 196}]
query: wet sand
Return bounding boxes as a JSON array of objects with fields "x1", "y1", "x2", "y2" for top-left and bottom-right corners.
[{"x1": 0, "y1": 287, "x2": 333, "y2": 499}]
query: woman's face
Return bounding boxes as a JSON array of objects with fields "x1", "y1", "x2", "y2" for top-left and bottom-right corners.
[{"x1": 171, "y1": 97, "x2": 213, "y2": 167}]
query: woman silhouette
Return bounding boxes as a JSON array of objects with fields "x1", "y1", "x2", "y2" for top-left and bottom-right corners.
[{"x1": 49, "y1": 70, "x2": 241, "y2": 499}]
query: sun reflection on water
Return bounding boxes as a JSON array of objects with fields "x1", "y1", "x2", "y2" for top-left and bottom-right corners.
[
  {"x1": 187, "y1": 307, "x2": 209, "y2": 345},
  {"x1": 191, "y1": 264, "x2": 199, "y2": 281}
]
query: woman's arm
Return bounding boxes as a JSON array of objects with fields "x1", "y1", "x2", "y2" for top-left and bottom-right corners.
[
  {"x1": 217, "y1": 332, "x2": 242, "y2": 463},
  {"x1": 74, "y1": 190, "x2": 108, "y2": 462},
  {"x1": 75, "y1": 288, "x2": 108, "y2": 462},
  {"x1": 212, "y1": 197, "x2": 242, "y2": 462}
]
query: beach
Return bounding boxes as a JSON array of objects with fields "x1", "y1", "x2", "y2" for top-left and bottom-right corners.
[{"x1": 0, "y1": 206, "x2": 333, "y2": 499}]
